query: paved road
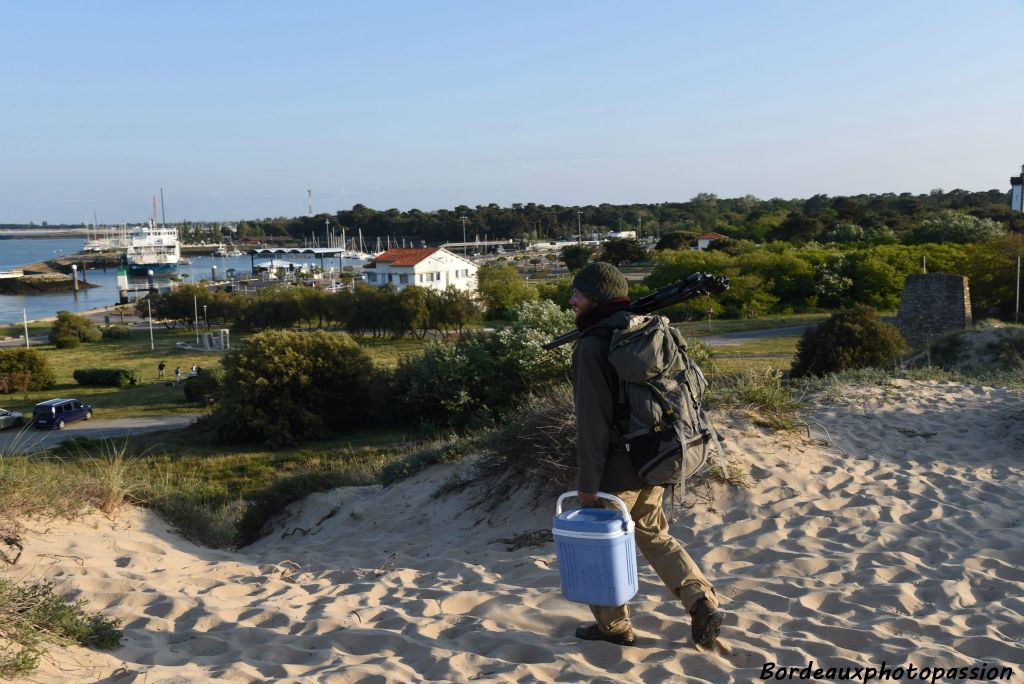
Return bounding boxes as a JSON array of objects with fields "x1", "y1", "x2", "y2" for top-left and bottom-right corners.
[{"x1": 0, "y1": 414, "x2": 197, "y2": 454}]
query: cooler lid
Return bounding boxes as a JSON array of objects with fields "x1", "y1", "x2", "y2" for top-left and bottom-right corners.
[{"x1": 553, "y1": 508, "x2": 629, "y2": 535}]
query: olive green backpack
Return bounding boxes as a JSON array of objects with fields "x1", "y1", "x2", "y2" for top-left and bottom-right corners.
[{"x1": 606, "y1": 314, "x2": 727, "y2": 496}]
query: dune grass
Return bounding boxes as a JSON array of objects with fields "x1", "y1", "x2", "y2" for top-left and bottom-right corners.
[
  {"x1": 0, "y1": 578, "x2": 122, "y2": 678},
  {"x1": 0, "y1": 440, "x2": 137, "y2": 677},
  {"x1": 33, "y1": 423, "x2": 425, "y2": 548}
]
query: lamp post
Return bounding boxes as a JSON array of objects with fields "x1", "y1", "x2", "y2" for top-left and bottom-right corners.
[
  {"x1": 1011, "y1": 254, "x2": 1019, "y2": 325},
  {"x1": 147, "y1": 269, "x2": 155, "y2": 351},
  {"x1": 203, "y1": 304, "x2": 208, "y2": 332},
  {"x1": 70, "y1": 264, "x2": 79, "y2": 293},
  {"x1": 460, "y1": 216, "x2": 468, "y2": 256},
  {"x1": 576, "y1": 209, "x2": 582, "y2": 244},
  {"x1": 194, "y1": 295, "x2": 200, "y2": 344},
  {"x1": 211, "y1": 264, "x2": 217, "y2": 282}
]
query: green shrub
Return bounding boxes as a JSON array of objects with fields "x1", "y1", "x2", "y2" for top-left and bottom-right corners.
[
  {"x1": 101, "y1": 325, "x2": 132, "y2": 339},
  {"x1": 392, "y1": 300, "x2": 574, "y2": 430},
  {"x1": 48, "y1": 311, "x2": 101, "y2": 347},
  {"x1": 183, "y1": 367, "x2": 224, "y2": 404},
  {"x1": 0, "y1": 348, "x2": 56, "y2": 391},
  {"x1": 211, "y1": 330, "x2": 379, "y2": 446},
  {"x1": 791, "y1": 306, "x2": 907, "y2": 378},
  {"x1": 72, "y1": 368, "x2": 142, "y2": 388},
  {"x1": 52, "y1": 335, "x2": 81, "y2": 349}
]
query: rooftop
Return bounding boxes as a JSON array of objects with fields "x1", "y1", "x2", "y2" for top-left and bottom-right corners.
[{"x1": 367, "y1": 247, "x2": 442, "y2": 268}]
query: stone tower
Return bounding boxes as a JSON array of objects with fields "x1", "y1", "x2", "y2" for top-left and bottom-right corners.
[
  {"x1": 896, "y1": 273, "x2": 972, "y2": 348},
  {"x1": 1012, "y1": 163, "x2": 1023, "y2": 212}
]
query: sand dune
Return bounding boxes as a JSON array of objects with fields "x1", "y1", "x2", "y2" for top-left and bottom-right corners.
[{"x1": 7, "y1": 380, "x2": 1023, "y2": 682}]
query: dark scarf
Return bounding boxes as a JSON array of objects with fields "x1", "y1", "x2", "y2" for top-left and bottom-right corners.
[{"x1": 575, "y1": 297, "x2": 631, "y2": 331}]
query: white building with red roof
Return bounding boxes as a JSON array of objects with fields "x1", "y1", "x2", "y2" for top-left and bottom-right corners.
[
  {"x1": 363, "y1": 247, "x2": 478, "y2": 293},
  {"x1": 696, "y1": 232, "x2": 729, "y2": 250}
]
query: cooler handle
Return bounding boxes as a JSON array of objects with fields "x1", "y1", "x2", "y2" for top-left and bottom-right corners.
[{"x1": 556, "y1": 490, "x2": 631, "y2": 522}]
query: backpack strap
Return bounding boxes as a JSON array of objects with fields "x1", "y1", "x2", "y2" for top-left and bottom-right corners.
[{"x1": 579, "y1": 322, "x2": 631, "y2": 438}]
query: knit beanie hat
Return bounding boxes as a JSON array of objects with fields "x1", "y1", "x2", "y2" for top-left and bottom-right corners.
[{"x1": 571, "y1": 262, "x2": 628, "y2": 302}]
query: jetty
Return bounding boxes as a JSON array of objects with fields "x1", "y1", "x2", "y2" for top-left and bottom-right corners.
[{"x1": 0, "y1": 254, "x2": 113, "y2": 295}]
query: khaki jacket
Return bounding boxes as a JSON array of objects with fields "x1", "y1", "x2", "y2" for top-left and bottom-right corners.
[{"x1": 571, "y1": 311, "x2": 644, "y2": 494}]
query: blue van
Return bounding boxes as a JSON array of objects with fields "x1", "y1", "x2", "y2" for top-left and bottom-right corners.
[{"x1": 33, "y1": 398, "x2": 92, "y2": 430}]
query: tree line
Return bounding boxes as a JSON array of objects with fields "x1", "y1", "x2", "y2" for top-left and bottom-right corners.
[
  {"x1": 644, "y1": 235, "x2": 1024, "y2": 320},
  {"x1": 229, "y1": 188, "x2": 1023, "y2": 246},
  {"x1": 138, "y1": 283, "x2": 483, "y2": 339}
]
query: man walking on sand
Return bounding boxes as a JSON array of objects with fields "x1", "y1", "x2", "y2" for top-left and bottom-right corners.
[{"x1": 568, "y1": 262, "x2": 724, "y2": 648}]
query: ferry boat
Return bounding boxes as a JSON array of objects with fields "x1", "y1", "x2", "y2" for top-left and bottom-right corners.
[{"x1": 125, "y1": 220, "x2": 181, "y2": 276}]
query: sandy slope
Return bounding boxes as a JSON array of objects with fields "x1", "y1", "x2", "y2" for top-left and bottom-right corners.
[{"x1": 6, "y1": 380, "x2": 1023, "y2": 683}]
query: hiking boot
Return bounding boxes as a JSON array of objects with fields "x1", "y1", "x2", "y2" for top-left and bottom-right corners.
[
  {"x1": 689, "y1": 598, "x2": 723, "y2": 647},
  {"x1": 575, "y1": 623, "x2": 637, "y2": 647}
]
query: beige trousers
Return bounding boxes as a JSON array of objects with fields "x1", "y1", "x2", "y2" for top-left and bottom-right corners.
[{"x1": 589, "y1": 486, "x2": 718, "y2": 636}]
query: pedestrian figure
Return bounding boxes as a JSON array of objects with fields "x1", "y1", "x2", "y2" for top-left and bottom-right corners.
[
  {"x1": 158, "y1": 361, "x2": 166, "y2": 379},
  {"x1": 191, "y1": 364, "x2": 198, "y2": 374},
  {"x1": 568, "y1": 262, "x2": 724, "y2": 649},
  {"x1": 174, "y1": 366, "x2": 181, "y2": 385}
]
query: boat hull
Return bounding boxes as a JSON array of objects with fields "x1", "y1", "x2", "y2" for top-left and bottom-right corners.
[{"x1": 127, "y1": 263, "x2": 178, "y2": 277}]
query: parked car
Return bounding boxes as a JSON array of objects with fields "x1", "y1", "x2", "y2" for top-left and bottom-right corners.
[
  {"x1": 0, "y1": 408, "x2": 24, "y2": 430},
  {"x1": 32, "y1": 398, "x2": 92, "y2": 430}
]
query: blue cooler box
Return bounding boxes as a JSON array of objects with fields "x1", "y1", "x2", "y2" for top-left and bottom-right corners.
[{"x1": 553, "y1": 491, "x2": 638, "y2": 607}]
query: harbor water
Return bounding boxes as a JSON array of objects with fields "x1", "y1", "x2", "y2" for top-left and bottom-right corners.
[{"x1": 0, "y1": 237, "x2": 258, "y2": 325}]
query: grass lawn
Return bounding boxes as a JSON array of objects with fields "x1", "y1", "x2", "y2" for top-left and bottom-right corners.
[
  {"x1": 711, "y1": 356, "x2": 793, "y2": 376},
  {"x1": 354, "y1": 335, "x2": 433, "y2": 368},
  {"x1": 0, "y1": 324, "x2": 444, "y2": 417},
  {"x1": 711, "y1": 336, "x2": 803, "y2": 356},
  {"x1": 675, "y1": 312, "x2": 830, "y2": 337},
  {"x1": 702, "y1": 333, "x2": 803, "y2": 377},
  {"x1": 1, "y1": 327, "x2": 228, "y2": 418}
]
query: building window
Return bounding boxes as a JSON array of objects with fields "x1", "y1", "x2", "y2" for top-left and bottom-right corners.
[
  {"x1": 399, "y1": 274, "x2": 408, "y2": 284},
  {"x1": 367, "y1": 272, "x2": 377, "y2": 282}
]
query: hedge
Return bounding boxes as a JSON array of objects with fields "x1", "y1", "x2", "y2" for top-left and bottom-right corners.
[
  {"x1": 101, "y1": 325, "x2": 132, "y2": 339},
  {"x1": 72, "y1": 368, "x2": 143, "y2": 388}
]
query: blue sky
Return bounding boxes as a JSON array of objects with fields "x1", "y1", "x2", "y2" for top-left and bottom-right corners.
[{"x1": 2, "y1": 1, "x2": 1022, "y2": 224}]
